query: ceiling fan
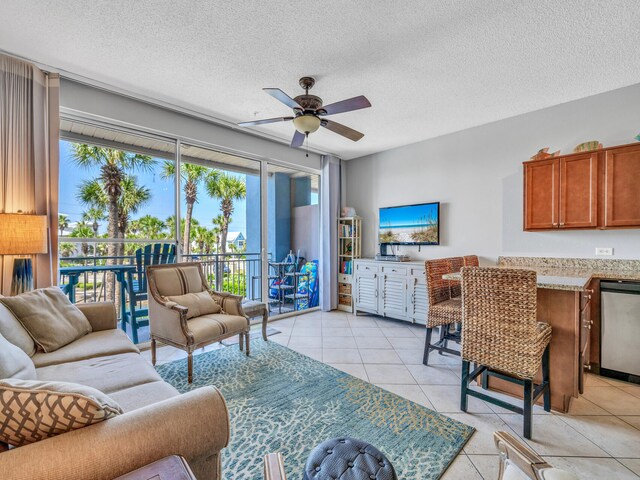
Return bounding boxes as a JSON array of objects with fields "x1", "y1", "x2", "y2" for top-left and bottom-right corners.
[{"x1": 237, "y1": 76, "x2": 371, "y2": 149}]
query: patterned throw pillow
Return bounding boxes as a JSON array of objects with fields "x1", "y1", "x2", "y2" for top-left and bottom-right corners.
[
  {"x1": 165, "y1": 290, "x2": 223, "y2": 319},
  {"x1": 0, "y1": 379, "x2": 123, "y2": 447}
]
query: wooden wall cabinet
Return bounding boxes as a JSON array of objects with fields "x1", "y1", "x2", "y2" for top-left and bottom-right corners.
[
  {"x1": 523, "y1": 142, "x2": 640, "y2": 231},
  {"x1": 524, "y1": 153, "x2": 598, "y2": 230},
  {"x1": 604, "y1": 145, "x2": 640, "y2": 227}
]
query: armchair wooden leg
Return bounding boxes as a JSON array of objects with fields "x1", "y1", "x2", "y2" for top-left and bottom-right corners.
[
  {"x1": 245, "y1": 330, "x2": 250, "y2": 355},
  {"x1": 188, "y1": 352, "x2": 193, "y2": 384},
  {"x1": 151, "y1": 338, "x2": 157, "y2": 366},
  {"x1": 239, "y1": 333, "x2": 244, "y2": 352},
  {"x1": 262, "y1": 311, "x2": 268, "y2": 341}
]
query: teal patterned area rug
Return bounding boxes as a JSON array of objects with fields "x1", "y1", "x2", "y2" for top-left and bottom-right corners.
[{"x1": 156, "y1": 340, "x2": 474, "y2": 479}]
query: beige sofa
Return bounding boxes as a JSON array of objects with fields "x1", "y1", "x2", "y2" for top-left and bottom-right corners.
[{"x1": 0, "y1": 300, "x2": 229, "y2": 480}]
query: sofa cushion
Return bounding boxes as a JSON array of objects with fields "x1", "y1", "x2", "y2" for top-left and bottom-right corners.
[
  {"x1": 31, "y1": 329, "x2": 139, "y2": 368},
  {"x1": 187, "y1": 314, "x2": 247, "y2": 344},
  {"x1": 36, "y1": 352, "x2": 162, "y2": 394},
  {"x1": 0, "y1": 301, "x2": 36, "y2": 357},
  {"x1": 0, "y1": 287, "x2": 91, "y2": 352},
  {"x1": 165, "y1": 291, "x2": 222, "y2": 319},
  {"x1": 108, "y1": 380, "x2": 179, "y2": 412},
  {"x1": 0, "y1": 332, "x2": 36, "y2": 380},
  {"x1": 0, "y1": 379, "x2": 122, "y2": 447}
]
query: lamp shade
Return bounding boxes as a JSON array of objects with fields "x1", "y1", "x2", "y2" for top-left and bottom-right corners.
[
  {"x1": 0, "y1": 214, "x2": 48, "y2": 255},
  {"x1": 293, "y1": 114, "x2": 321, "y2": 134}
]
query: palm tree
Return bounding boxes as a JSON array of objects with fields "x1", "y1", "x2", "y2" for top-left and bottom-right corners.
[
  {"x1": 59, "y1": 242, "x2": 76, "y2": 258},
  {"x1": 206, "y1": 173, "x2": 246, "y2": 257},
  {"x1": 137, "y1": 215, "x2": 166, "y2": 239},
  {"x1": 162, "y1": 162, "x2": 218, "y2": 255},
  {"x1": 78, "y1": 176, "x2": 150, "y2": 256},
  {"x1": 70, "y1": 221, "x2": 94, "y2": 256},
  {"x1": 165, "y1": 215, "x2": 199, "y2": 251},
  {"x1": 117, "y1": 176, "x2": 151, "y2": 242},
  {"x1": 82, "y1": 207, "x2": 106, "y2": 236},
  {"x1": 58, "y1": 214, "x2": 70, "y2": 236},
  {"x1": 71, "y1": 144, "x2": 154, "y2": 264},
  {"x1": 211, "y1": 214, "x2": 224, "y2": 253}
]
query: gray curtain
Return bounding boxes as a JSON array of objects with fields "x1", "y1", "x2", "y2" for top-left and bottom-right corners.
[
  {"x1": 320, "y1": 155, "x2": 341, "y2": 311},
  {"x1": 0, "y1": 53, "x2": 60, "y2": 295}
]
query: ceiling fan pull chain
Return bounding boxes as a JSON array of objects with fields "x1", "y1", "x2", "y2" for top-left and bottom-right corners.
[{"x1": 305, "y1": 133, "x2": 309, "y2": 157}]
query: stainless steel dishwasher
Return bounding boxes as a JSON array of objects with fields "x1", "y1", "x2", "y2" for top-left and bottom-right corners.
[{"x1": 600, "y1": 280, "x2": 640, "y2": 384}]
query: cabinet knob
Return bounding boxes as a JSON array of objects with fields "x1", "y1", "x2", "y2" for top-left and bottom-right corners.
[
  {"x1": 552, "y1": 222, "x2": 558, "y2": 226},
  {"x1": 584, "y1": 363, "x2": 592, "y2": 371},
  {"x1": 560, "y1": 222, "x2": 565, "y2": 226}
]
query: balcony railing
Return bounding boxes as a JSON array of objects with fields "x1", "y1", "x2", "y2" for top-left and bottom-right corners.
[{"x1": 59, "y1": 250, "x2": 264, "y2": 320}]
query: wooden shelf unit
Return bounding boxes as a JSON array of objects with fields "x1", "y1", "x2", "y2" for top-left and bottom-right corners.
[{"x1": 337, "y1": 216, "x2": 361, "y2": 312}]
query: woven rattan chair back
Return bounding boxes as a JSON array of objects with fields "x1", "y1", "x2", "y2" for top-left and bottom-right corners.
[
  {"x1": 463, "y1": 255, "x2": 479, "y2": 267},
  {"x1": 449, "y1": 256, "x2": 464, "y2": 298},
  {"x1": 425, "y1": 258, "x2": 453, "y2": 306},
  {"x1": 461, "y1": 267, "x2": 541, "y2": 379}
]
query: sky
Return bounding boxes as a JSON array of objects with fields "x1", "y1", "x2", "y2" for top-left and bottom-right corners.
[
  {"x1": 58, "y1": 140, "x2": 248, "y2": 237},
  {"x1": 379, "y1": 202, "x2": 439, "y2": 229}
]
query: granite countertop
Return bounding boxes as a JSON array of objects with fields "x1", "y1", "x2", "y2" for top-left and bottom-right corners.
[{"x1": 444, "y1": 257, "x2": 640, "y2": 291}]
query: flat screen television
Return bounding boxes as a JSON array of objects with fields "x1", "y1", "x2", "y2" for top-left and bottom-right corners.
[{"x1": 378, "y1": 202, "x2": 440, "y2": 245}]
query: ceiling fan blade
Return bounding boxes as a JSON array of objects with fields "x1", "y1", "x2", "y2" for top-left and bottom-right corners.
[
  {"x1": 291, "y1": 130, "x2": 305, "y2": 148},
  {"x1": 318, "y1": 95, "x2": 371, "y2": 116},
  {"x1": 263, "y1": 88, "x2": 302, "y2": 109},
  {"x1": 238, "y1": 117, "x2": 293, "y2": 127},
  {"x1": 321, "y1": 120, "x2": 364, "y2": 142}
]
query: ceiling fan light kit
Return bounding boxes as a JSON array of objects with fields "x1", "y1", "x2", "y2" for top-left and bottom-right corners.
[
  {"x1": 238, "y1": 76, "x2": 371, "y2": 150},
  {"x1": 293, "y1": 114, "x2": 321, "y2": 134}
]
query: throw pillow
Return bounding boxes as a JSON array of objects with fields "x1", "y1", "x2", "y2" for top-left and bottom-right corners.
[
  {"x1": 0, "y1": 379, "x2": 123, "y2": 447},
  {"x1": 0, "y1": 301, "x2": 36, "y2": 357},
  {"x1": 0, "y1": 332, "x2": 36, "y2": 380},
  {"x1": 165, "y1": 290, "x2": 222, "y2": 319},
  {"x1": 0, "y1": 287, "x2": 91, "y2": 353}
]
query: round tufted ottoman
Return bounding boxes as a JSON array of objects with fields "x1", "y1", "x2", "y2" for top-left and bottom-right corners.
[{"x1": 303, "y1": 437, "x2": 397, "y2": 480}]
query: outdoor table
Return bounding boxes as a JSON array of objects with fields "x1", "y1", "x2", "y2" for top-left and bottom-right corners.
[{"x1": 60, "y1": 264, "x2": 136, "y2": 328}]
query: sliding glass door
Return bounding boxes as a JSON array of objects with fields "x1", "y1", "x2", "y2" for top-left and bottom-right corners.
[
  {"x1": 178, "y1": 143, "x2": 262, "y2": 301},
  {"x1": 58, "y1": 116, "x2": 320, "y2": 340},
  {"x1": 265, "y1": 163, "x2": 320, "y2": 316}
]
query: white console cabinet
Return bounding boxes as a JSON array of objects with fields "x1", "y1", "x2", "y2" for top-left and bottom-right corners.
[{"x1": 353, "y1": 259, "x2": 428, "y2": 324}]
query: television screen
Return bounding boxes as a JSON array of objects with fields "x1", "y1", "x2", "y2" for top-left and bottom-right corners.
[{"x1": 379, "y1": 202, "x2": 440, "y2": 245}]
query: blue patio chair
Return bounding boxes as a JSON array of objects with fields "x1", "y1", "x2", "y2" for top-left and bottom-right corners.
[{"x1": 124, "y1": 243, "x2": 176, "y2": 343}]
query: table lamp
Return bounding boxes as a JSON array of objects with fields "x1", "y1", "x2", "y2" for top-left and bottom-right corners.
[{"x1": 0, "y1": 213, "x2": 48, "y2": 295}]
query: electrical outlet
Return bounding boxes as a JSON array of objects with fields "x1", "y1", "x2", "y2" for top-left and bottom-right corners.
[{"x1": 595, "y1": 247, "x2": 613, "y2": 256}]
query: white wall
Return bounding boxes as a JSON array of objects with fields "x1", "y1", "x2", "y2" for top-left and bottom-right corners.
[{"x1": 345, "y1": 83, "x2": 640, "y2": 262}]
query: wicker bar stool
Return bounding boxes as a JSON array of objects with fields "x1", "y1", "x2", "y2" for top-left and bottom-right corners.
[
  {"x1": 449, "y1": 256, "x2": 464, "y2": 298},
  {"x1": 463, "y1": 255, "x2": 479, "y2": 267},
  {"x1": 460, "y1": 267, "x2": 552, "y2": 439},
  {"x1": 423, "y1": 257, "x2": 463, "y2": 365}
]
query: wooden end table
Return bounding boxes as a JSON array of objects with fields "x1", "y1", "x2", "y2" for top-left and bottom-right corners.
[{"x1": 242, "y1": 300, "x2": 269, "y2": 340}]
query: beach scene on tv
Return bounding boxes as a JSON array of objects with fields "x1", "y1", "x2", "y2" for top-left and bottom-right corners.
[{"x1": 379, "y1": 203, "x2": 439, "y2": 244}]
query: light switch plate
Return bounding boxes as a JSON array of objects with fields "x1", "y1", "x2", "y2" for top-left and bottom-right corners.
[{"x1": 595, "y1": 247, "x2": 613, "y2": 256}]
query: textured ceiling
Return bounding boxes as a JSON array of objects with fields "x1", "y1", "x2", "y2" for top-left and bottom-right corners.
[{"x1": 2, "y1": 1, "x2": 640, "y2": 159}]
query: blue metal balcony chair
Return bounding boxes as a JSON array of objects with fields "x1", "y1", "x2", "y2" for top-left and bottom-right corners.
[{"x1": 124, "y1": 243, "x2": 176, "y2": 343}]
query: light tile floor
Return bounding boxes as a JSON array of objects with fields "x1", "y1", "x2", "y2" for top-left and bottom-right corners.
[{"x1": 142, "y1": 310, "x2": 640, "y2": 479}]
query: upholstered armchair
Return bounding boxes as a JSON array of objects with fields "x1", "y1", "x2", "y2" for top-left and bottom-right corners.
[{"x1": 147, "y1": 262, "x2": 250, "y2": 382}]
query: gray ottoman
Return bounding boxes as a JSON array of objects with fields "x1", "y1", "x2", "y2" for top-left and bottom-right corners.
[{"x1": 303, "y1": 437, "x2": 397, "y2": 480}]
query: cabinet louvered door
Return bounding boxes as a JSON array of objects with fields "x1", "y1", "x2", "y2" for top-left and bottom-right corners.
[
  {"x1": 355, "y1": 273, "x2": 378, "y2": 313},
  {"x1": 409, "y1": 277, "x2": 429, "y2": 325},
  {"x1": 381, "y1": 274, "x2": 407, "y2": 319}
]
